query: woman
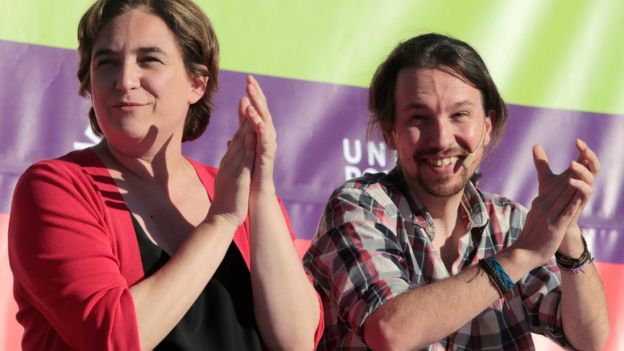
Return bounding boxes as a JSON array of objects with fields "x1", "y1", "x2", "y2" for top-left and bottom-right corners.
[{"x1": 8, "y1": 0, "x2": 321, "y2": 350}]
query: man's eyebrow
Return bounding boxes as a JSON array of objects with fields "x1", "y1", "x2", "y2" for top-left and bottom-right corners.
[
  {"x1": 403, "y1": 102, "x2": 429, "y2": 111},
  {"x1": 452, "y1": 100, "x2": 474, "y2": 108},
  {"x1": 137, "y1": 47, "x2": 166, "y2": 55},
  {"x1": 401, "y1": 100, "x2": 476, "y2": 112}
]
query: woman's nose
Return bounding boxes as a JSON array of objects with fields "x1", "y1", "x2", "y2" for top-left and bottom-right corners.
[{"x1": 114, "y1": 61, "x2": 140, "y2": 93}]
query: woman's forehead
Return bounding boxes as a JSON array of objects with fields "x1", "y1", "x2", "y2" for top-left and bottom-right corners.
[{"x1": 93, "y1": 9, "x2": 178, "y2": 54}]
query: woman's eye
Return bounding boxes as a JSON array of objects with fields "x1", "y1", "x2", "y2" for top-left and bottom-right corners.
[{"x1": 95, "y1": 59, "x2": 116, "y2": 68}]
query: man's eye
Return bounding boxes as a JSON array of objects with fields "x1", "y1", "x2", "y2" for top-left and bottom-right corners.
[{"x1": 140, "y1": 57, "x2": 162, "y2": 64}]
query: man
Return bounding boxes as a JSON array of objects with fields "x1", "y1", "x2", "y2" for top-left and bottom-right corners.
[{"x1": 304, "y1": 33, "x2": 609, "y2": 350}]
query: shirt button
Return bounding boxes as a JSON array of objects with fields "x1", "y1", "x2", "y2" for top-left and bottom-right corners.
[{"x1": 425, "y1": 226, "x2": 435, "y2": 237}]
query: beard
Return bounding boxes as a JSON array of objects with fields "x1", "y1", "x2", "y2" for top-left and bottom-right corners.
[
  {"x1": 401, "y1": 146, "x2": 475, "y2": 198},
  {"x1": 415, "y1": 167, "x2": 471, "y2": 197}
]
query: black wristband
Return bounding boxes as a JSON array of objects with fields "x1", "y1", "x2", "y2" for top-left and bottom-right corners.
[{"x1": 555, "y1": 236, "x2": 593, "y2": 272}]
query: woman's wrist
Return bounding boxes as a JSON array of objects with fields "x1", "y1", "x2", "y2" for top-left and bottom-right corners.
[
  {"x1": 251, "y1": 172, "x2": 276, "y2": 195},
  {"x1": 204, "y1": 210, "x2": 243, "y2": 233},
  {"x1": 250, "y1": 185, "x2": 277, "y2": 199}
]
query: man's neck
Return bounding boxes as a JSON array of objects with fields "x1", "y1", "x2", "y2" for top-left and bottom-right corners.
[{"x1": 408, "y1": 181, "x2": 466, "y2": 243}]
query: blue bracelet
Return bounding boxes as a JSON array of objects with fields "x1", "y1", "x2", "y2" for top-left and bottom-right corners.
[
  {"x1": 485, "y1": 256, "x2": 515, "y2": 290},
  {"x1": 479, "y1": 256, "x2": 515, "y2": 297}
]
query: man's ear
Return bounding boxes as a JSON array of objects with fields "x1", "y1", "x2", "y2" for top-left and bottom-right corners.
[
  {"x1": 384, "y1": 129, "x2": 397, "y2": 150},
  {"x1": 484, "y1": 109, "x2": 495, "y2": 146}
]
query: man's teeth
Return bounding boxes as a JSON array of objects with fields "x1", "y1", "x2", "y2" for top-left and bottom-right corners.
[{"x1": 427, "y1": 157, "x2": 458, "y2": 167}]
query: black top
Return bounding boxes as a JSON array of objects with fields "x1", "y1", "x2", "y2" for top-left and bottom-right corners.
[{"x1": 131, "y1": 215, "x2": 263, "y2": 350}]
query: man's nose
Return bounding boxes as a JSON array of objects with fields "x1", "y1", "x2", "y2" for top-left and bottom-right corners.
[{"x1": 423, "y1": 119, "x2": 455, "y2": 150}]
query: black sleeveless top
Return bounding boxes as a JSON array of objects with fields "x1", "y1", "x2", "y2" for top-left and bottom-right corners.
[{"x1": 131, "y1": 215, "x2": 263, "y2": 350}]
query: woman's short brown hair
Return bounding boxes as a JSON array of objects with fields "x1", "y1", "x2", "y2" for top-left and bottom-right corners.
[
  {"x1": 369, "y1": 33, "x2": 507, "y2": 149},
  {"x1": 77, "y1": 0, "x2": 219, "y2": 142}
]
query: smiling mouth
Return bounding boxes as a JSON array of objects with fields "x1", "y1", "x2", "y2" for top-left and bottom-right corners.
[{"x1": 425, "y1": 157, "x2": 460, "y2": 167}]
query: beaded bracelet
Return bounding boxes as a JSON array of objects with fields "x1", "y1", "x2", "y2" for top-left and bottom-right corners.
[
  {"x1": 555, "y1": 236, "x2": 594, "y2": 274},
  {"x1": 479, "y1": 256, "x2": 515, "y2": 298}
]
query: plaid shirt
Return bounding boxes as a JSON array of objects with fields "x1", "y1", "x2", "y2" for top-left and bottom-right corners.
[{"x1": 304, "y1": 169, "x2": 571, "y2": 350}]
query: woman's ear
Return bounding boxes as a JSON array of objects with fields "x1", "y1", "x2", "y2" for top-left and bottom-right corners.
[
  {"x1": 188, "y1": 75, "x2": 208, "y2": 104},
  {"x1": 188, "y1": 66, "x2": 209, "y2": 104}
]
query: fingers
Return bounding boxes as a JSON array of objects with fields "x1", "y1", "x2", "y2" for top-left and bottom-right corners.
[
  {"x1": 567, "y1": 140, "x2": 599, "y2": 206},
  {"x1": 527, "y1": 179, "x2": 578, "y2": 243},
  {"x1": 541, "y1": 139, "x2": 599, "y2": 227},
  {"x1": 532, "y1": 145, "x2": 553, "y2": 185},
  {"x1": 533, "y1": 141, "x2": 598, "y2": 194},
  {"x1": 540, "y1": 171, "x2": 578, "y2": 221},
  {"x1": 246, "y1": 75, "x2": 273, "y2": 123},
  {"x1": 238, "y1": 93, "x2": 263, "y2": 129},
  {"x1": 552, "y1": 178, "x2": 591, "y2": 231},
  {"x1": 533, "y1": 144, "x2": 583, "y2": 227},
  {"x1": 568, "y1": 177, "x2": 593, "y2": 204},
  {"x1": 222, "y1": 122, "x2": 252, "y2": 166},
  {"x1": 238, "y1": 95, "x2": 249, "y2": 126},
  {"x1": 520, "y1": 140, "x2": 599, "y2": 264},
  {"x1": 576, "y1": 138, "x2": 601, "y2": 174},
  {"x1": 236, "y1": 99, "x2": 267, "y2": 149},
  {"x1": 553, "y1": 191, "x2": 583, "y2": 228},
  {"x1": 238, "y1": 75, "x2": 274, "y2": 136},
  {"x1": 521, "y1": 181, "x2": 579, "y2": 264},
  {"x1": 239, "y1": 76, "x2": 277, "y2": 156},
  {"x1": 537, "y1": 161, "x2": 592, "y2": 224},
  {"x1": 212, "y1": 122, "x2": 254, "y2": 226},
  {"x1": 243, "y1": 98, "x2": 265, "y2": 133},
  {"x1": 569, "y1": 160, "x2": 595, "y2": 188}
]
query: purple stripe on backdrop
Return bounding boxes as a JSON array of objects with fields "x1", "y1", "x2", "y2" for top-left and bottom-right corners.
[{"x1": 1, "y1": 40, "x2": 623, "y2": 263}]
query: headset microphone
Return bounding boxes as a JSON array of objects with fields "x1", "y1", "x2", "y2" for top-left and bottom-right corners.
[{"x1": 462, "y1": 123, "x2": 486, "y2": 168}]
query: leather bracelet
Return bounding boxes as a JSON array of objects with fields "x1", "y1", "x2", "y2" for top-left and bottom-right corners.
[{"x1": 555, "y1": 236, "x2": 594, "y2": 273}]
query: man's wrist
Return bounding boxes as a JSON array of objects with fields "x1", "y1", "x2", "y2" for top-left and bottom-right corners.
[
  {"x1": 496, "y1": 248, "x2": 537, "y2": 282},
  {"x1": 556, "y1": 236, "x2": 594, "y2": 274},
  {"x1": 557, "y1": 231, "x2": 585, "y2": 258}
]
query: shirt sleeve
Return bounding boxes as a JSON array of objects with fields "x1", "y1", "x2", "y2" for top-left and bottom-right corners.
[
  {"x1": 8, "y1": 161, "x2": 141, "y2": 350},
  {"x1": 519, "y1": 259, "x2": 575, "y2": 349},
  {"x1": 305, "y1": 186, "x2": 413, "y2": 339},
  {"x1": 506, "y1": 200, "x2": 573, "y2": 350}
]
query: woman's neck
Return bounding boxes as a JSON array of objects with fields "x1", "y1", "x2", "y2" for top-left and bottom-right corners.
[{"x1": 95, "y1": 138, "x2": 187, "y2": 184}]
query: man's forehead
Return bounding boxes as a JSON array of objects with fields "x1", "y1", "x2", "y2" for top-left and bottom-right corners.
[{"x1": 394, "y1": 67, "x2": 482, "y2": 109}]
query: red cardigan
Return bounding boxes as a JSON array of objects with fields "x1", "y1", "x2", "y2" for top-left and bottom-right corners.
[{"x1": 8, "y1": 149, "x2": 314, "y2": 350}]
